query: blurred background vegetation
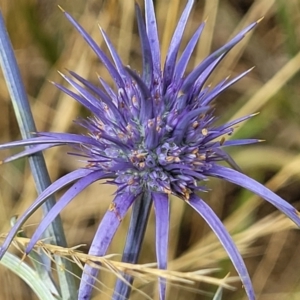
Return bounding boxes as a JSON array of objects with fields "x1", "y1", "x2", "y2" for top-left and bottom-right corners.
[{"x1": 0, "y1": 0, "x2": 300, "y2": 299}]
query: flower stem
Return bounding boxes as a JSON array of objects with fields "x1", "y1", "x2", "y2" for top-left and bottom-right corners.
[
  {"x1": 0, "y1": 11, "x2": 77, "y2": 300},
  {"x1": 112, "y1": 192, "x2": 152, "y2": 300}
]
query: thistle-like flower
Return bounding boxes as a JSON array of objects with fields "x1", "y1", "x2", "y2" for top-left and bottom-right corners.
[{"x1": 1, "y1": 0, "x2": 300, "y2": 299}]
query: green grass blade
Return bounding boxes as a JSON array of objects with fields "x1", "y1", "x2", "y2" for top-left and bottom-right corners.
[{"x1": 0, "y1": 251, "x2": 61, "y2": 300}]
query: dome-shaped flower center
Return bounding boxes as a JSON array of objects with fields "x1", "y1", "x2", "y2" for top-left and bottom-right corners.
[{"x1": 111, "y1": 133, "x2": 211, "y2": 199}]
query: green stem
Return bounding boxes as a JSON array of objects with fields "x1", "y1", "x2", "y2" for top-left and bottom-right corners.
[{"x1": 0, "y1": 10, "x2": 77, "y2": 300}]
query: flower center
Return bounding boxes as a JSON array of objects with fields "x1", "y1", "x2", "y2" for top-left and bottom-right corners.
[{"x1": 113, "y1": 139, "x2": 210, "y2": 199}]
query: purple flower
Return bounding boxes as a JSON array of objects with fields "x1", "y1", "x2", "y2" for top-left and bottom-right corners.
[{"x1": 0, "y1": 0, "x2": 300, "y2": 299}]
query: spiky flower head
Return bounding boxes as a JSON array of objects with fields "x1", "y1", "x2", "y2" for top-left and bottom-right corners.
[{"x1": 1, "y1": 1, "x2": 300, "y2": 299}]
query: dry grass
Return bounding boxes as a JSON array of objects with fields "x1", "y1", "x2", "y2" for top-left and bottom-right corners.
[{"x1": 0, "y1": 0, "x2": 300, "y2": 299}]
